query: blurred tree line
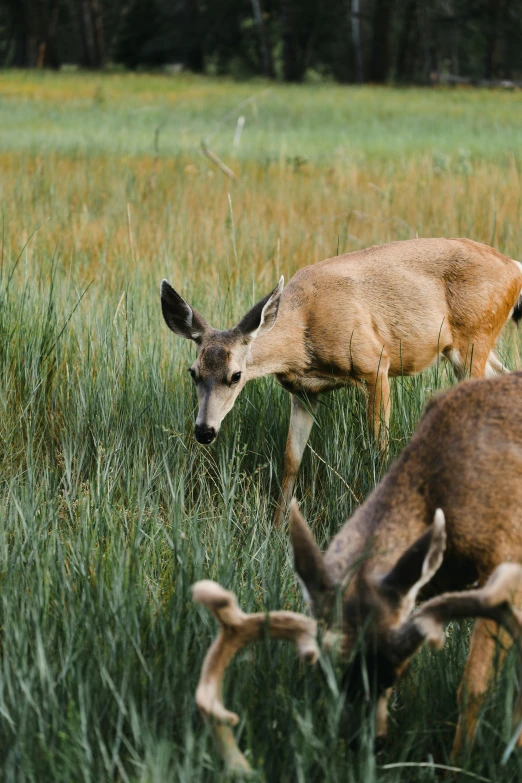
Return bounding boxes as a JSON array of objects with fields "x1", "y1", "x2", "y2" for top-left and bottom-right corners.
[{"x1": 1, "y1": 0, "x2": 521, "y2": 83}]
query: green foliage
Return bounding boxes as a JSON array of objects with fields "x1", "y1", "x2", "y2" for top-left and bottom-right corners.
[
  {"x1": 0, "y1": 73, "x2": 522, "y2": 781},
  {"x1": 4, "y1": 0, "x2": 522, "y2": 83}
]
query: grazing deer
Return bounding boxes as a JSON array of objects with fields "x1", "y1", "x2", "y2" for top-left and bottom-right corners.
[
  {"x1": 193, "y1": 373, "x2": 522, "y2": 772},
  {"x1": 161, "y1": 238, "x2": 522, "y2": 525}
]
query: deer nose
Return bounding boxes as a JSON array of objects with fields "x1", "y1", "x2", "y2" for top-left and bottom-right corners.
[{"x1": 194, "y1": 423, "x2": 216, "y2": 445}]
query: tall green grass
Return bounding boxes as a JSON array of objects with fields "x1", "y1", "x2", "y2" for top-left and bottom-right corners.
[
  {"x1": 1, "y1": 73, "x2": 522, "y2": 782},
  {"x1": 2, "y1": 72, "x2": 522, "y2": 161}
]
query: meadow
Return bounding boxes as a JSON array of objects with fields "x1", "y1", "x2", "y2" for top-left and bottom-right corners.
[{"x1": 1, "y1": 71, "x2": 522, "y2": 782}]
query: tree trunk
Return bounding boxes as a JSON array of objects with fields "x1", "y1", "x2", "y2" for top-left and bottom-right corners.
[
  {"x1": 485, "y1": 0, "x2": 506, "y2": 80},
  {"x1": 91, "y1": 0, "x2": 106, "y2": 68},
  {"x1": 351, "y1": 0, "x2": 364, "y2": 83},
  {"x1": 251, "y1": 0, "x2": 274, "y2": 78},
  {"x1": 502, "y1": 0, "x2": 513, "y2": 79},
  {"x1": 77, "y1": 0, "x2": 104, "y2": 68},
  {"x1": 18, "y1": 0, "x2": 38, "y2": 67},
  {"x1": 7, "y1": 0, "x2": 31, "y2": 66},
  {"x1": 35, "y1": 0, "x2": 61, "y2": 68},
  {"x1": 369, "y1": 0, "x2": 394, "y2": 82},
  {"x1": 280, "y1": 0, "x2": 300, "y2": 81},
  {"x1": 78, "y1": 0, "x2": 94, "y2": 67},
  {"x1": 396, "y1": 0, "x2": 416, "y2": 82},
  {"x1": 417, "y1": 1, "x2": 435, "y2": 82},
  {"x1": 184, "y1": 0, "x2": 204, "y2": 73}
]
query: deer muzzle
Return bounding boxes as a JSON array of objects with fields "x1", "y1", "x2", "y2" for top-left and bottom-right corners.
[{"x1": 194, "y1": 423, "x2": 217, "y2": 444}]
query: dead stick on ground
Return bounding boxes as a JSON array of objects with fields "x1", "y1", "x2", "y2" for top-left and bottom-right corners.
[{"x1": 200, "y1": 144, "x2": 238, "y2": 180}]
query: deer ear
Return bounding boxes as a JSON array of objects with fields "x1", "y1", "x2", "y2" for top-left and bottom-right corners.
[
  {"x1": 378, "y1": 510, "x2": 447, "y2": 619},
  {"x1": 160, "y1": 280, "x2": 210, "y2": 343},
  {"x1": 290, "y1": 499, "x2": 331, "y2": 616},
  {"x1": 236, "y1": 277, "x2": 284, "y2": 341},
  {"x1": 390, "y1": 562, "x2": 522, "y2": 663}
]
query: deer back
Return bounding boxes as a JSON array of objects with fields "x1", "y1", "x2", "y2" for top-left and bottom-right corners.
[
  {"x1": 293, "y1": 373, "x2": 522, "y2": 619},
  {"x1": 262, "y1": 238, "x2": 522, "y2": 382}
]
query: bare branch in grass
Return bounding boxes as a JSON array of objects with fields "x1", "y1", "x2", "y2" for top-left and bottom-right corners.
[{"x1": 200, "y1": 144, "x2": 238, "y2": 181}]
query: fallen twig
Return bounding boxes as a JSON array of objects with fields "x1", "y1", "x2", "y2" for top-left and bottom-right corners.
[{"x1": 200, "y1": 143, "x2": 238, "y2": 180}]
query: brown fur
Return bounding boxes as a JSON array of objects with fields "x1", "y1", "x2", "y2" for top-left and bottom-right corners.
[
  {"x1": 261, "y1": 238, "x2": 520, "y2": 386},
  {"x1": 292, "y1": 372, "x2": 522, "y2": 756},
  {"x1": 161, "y1": 237, "x2": 522, "y2": 524},
  {"x1": 191, "y1": 375, "x2": 522, "y2": 770}
]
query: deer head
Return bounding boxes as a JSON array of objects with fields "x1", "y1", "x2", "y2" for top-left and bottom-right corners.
[
  {"x1": 193, "y1": 501, "x2": 522, "y2": 772},
  {"x1": 160, "y1": 278, "x2": 284, "y2": 444},
  {"x1": 290, "y1": 503, "x2": 451, "y2": 693}
]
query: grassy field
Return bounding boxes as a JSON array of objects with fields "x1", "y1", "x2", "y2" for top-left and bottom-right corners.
[{"x1": 1, "y1": 71, "x2": 522, "y2": 782}]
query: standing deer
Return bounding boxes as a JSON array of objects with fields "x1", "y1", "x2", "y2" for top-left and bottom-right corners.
[
  {"x1": 193, "y1": 373, "x2": 522, "y2": 772},
  {"x1": 161, "y1": 238, "x2": 522, "y2": 525}
]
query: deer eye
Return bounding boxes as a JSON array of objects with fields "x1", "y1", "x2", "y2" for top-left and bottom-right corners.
[{"x1": 230, "y1": 371, "x2": 242, "y2": 385}]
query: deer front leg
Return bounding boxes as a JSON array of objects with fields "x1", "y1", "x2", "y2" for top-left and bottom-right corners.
[
  {"x1": 400, "y1": 564, "x2": 522, "y2": 760},
  {"x1": 365, "y1": 366, "x2": 391, "y2": 452},
  {"x1": 486, "y1": 350, "x2": 509, "y2": 376},
  {"x1": 450, "y1": 340, "x2": 489, "y2": 379},
  {"x1": 452, "y1": 617, "x2": 511, "y2": 758},
  {"x1": 273, "y1": 393, "x2": 318, "y2": 527},
  {"x1": 376, "y1": 688, "x2": 392, "y2": 743}
]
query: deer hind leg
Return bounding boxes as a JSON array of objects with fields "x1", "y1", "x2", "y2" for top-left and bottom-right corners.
[
  {"x1": 452, "y1": 618, "x2": 507, "y2": 758},
  {"x1": 364, "y1": 362, "x2": 391, "y2": 452},
  {"x1": 273, "y1": 393, "x2": 318, "y2": 527}
]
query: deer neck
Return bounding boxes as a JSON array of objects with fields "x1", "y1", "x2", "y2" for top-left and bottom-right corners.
[
  {"x1": 324, "y1": 462, "x2": 429, "y2": 587},
  {"x1": 245, "y1": 317, "x2": 305, "y2": 380}
]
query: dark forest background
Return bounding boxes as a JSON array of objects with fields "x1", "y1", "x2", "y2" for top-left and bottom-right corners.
[{"x1": 1, "y1": 0, "x2": 521, "y2": 84}]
